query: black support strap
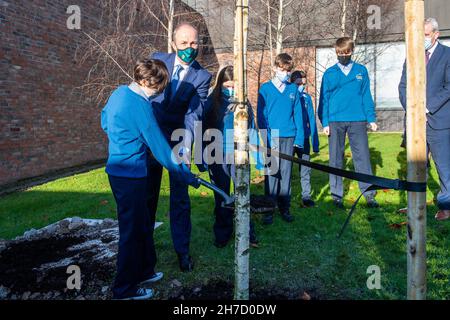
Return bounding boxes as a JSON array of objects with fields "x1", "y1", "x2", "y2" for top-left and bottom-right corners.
[{"x1": 248, "y1": 144, "x2": 427, "y2": 237}]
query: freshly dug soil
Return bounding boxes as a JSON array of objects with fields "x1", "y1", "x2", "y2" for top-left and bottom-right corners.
[{"x1": 0, "y1": 217, "x2": 316, "y2": 300}]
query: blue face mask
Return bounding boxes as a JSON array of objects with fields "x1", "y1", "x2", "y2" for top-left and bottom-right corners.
[
  {"x1": 425, "y1": 37, "x2": 433, "y2": 51},
  {"x1": 176, "y1": 47, "x2": 198, "y2": 64},
  {"x1": 222, "y1": 87, "x2": 234, "y2": 98},
  {"x1": 298, "y1": 85, "x2": 305, "y2": 93},
  {"x1": 275, "y1": 70, "x2": 291, "y2": 83}
]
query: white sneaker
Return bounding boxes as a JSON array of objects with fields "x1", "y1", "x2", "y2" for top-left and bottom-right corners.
[
  {"x1": 140, "y1": 272, "x2": 163, "y2": 286},
  {"x1": 121, "y1": 288, "x2": 153, "y2": 300}
]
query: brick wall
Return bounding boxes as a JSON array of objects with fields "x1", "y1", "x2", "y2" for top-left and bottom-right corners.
[{"x1": 0, "y1": 1, "x2": 110, "y2": 187}]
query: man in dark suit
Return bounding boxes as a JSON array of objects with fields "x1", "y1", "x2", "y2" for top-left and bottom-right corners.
[
  {"x1": 399, "y1": 18, "x2": 450, "y2": 221},
  {"x1": 149, "y1": 23, "x2": 212, "y2": 271}
]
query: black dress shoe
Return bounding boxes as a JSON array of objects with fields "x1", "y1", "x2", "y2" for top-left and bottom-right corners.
[
  {"x1": 333, "y1": 199, "x2": 344, "y2": 209},
  {"x1": 177, "y1": 254, "x2": 194, "y2": 272},
  {"x1": 213, "y1": 240, "x2": 228, "y2": 248},
  {"x1": 366, "y1": 198, "x2": 380, "y2": 208},
  {"x1": 249, "y1": 225, "x2": 259, "y2": 246},
  {"x1": 263, "y1": 213, "x2": 273, "y2": 225},
  {"x1": 302, "y1": 198, "x2": 315, "y2": 207},
  {"x1": 280, "y1": 211, "x2": 294, "y2": 222}
]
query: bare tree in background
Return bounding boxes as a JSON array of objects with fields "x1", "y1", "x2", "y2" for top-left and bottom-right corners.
[{"x1": 76, "y1": 0, "x2": 205, "y2": 104}]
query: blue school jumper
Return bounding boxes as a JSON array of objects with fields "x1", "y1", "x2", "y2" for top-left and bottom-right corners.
[
  {"x1": 101, "y1": 85, "x2": 195, "y2": 181},
  {"x1": 257, "y1": 81, "x2": 304, "y2": 147},
  {"x1": 318, "y1": 63, "x2": 376, "y2": 127}
]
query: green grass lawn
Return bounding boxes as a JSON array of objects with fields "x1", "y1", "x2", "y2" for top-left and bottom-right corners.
[{"x1": 0, "y1": 133, "x2": 449, "y2": 299}]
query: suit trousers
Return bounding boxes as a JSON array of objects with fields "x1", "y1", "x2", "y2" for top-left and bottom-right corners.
[{"x1": 427, "y1": 123, "x2": 450, "y2": 210}]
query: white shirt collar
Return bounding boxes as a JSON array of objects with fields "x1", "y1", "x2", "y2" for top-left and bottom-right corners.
[
  {"x1": 128, "y1": 82, "x2": 150, "y2": 101},
  {"x1": 427, "y1": 40, "x2": 439, "y2": 57},
  {"x1": 271, "y1": 76, "x2": 285, "y2": 89},
  {"x1": 338, "y1": 61, "x2": 354, "y2": 70},
  {"x1": 173, "y1": 56, "x2": 192, "y2": 73}
]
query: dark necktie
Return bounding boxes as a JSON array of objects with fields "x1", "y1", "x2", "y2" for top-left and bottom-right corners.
[
  {"x1": 171, "y1": 65, "x2": 183, "y2": 98},
  {"x1": 426, "y1": 51, "x2": 431, "y2": 65}
]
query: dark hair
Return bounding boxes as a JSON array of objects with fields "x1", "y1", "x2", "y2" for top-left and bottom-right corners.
[
  {"x1": 133, "y1": 59, "x2": 169, "y2": 93},
  {"x1": 205, "y1": 65, "x2": 234, "y2": 128},
  {"x1": 290, "y1": 70, "x2": 306, "y2": 83},
  {"x1": 335, "y1": 37, "x2": 355, "y2": 54},
  {"x1": 275, "y1": 53, "x2": 294, "y2": 71}
]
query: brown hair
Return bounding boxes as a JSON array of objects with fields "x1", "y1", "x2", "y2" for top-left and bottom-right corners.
[
  {"x1": 335, "y1": 37, "x2": 355, "y2": 55},
  {"x1": 205, "y1": 65, "x2": 234, "y2": 128},
  {"x1": 275, "y1": 53, "x2": 294, "y2": 71},
  {"x1": 133, "y1": 59, "x2": 169, "y2": 93}
]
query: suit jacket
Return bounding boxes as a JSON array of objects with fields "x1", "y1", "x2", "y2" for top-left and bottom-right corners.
[
  {"x1": 150, "y1": 52, "x2": 212, "y2": 147},
  {"x1": 399, "y1": 42, "x2": 450, "y2": 130}
]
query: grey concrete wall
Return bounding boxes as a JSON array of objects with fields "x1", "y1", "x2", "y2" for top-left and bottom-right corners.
[{"x1": 376, "y1": 109, "x2": 405, "y2": 132}]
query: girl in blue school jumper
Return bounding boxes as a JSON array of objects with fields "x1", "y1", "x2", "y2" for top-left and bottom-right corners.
[
  {"x1": 101, "y1": 59, "x2": 200, "y2": 300},
  {"x1": 317, "y1": 37, "x2": 379, "y2": 209},
  {"x1": 203, "y1": 65, "x2": 260, "y2": 248},
  {"x1": 291, "y1": 70, "x2": 320, "y2": 207},
  {"x1": 257, "y1": 53, "x2": 304, "y2": 225}
]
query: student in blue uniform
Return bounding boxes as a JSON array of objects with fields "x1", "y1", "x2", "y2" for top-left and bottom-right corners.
[
  {"x1": 317, "y1": 37, "x2": 379, "y2": 209},
  {"x1": 290, "y1": 70, "x2": 320, "y2": 207},
  {"x1": 101, "y1": 59, "x2": 200, "y2": 300},
  {"x1": 203, "y1": 65, "x2": 259, "y2": 248},
  {"x1": 257, "y1": 53, "x2": 304, "y2": 225}
]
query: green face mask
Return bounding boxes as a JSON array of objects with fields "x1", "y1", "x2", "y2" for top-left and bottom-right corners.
[{"x1": 176, "y1": 47, "x2": 198, "y2": 64}]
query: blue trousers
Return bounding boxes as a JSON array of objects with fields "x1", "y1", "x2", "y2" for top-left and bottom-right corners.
[
  {"x1": 427, "y1": 124, "x2": 450, "y2": 210},
  {"x1": 147, "y1": 159, "x2": 191, "y2": 255},
  {"x1": 108, "y1": 175, "x2": 156, "y2": 299}
]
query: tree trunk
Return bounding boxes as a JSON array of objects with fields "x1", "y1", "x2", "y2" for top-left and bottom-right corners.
[
  {"x1": 266, "y1": 0, "x2": 274, "y2": 70},
  {"x1": 352, "y1": 0, "x2": 361, "y2": 41},
  {"x1": 233, "y1": 0, "x2": 250, "y2": 301},
  {"x1": 168, "y1": 0, "x2": 174, "y2": 53},
  {"x1": 341, "y1": 0, "x2": 347, "y2": 36},
  {"x1": 405, "y1": 0, "x2": 427, "y2": 300},
  {"x1": 275, "y1": 0, "x2": 283, "y2": 55}
]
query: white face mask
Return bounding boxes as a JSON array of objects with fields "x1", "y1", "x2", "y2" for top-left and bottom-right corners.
[
  {"x1": 425, "y1": 37, "x2": 433, "y2": 51},
  {"x1": 275, "y1": 70, "x2": 291, "y2": 83}
]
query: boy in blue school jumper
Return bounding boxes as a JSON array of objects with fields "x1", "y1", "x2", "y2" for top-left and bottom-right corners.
[
  {"x1": 101, "y1": 59, "x2": 200, "y2": 300},
  {"x1": 291, "y1": 70, "x2": 320, "y2": 207},
  {"x1": 257, "y1": 53, "x2": 304, "y2": 225},
  {"x1": 317, "y1": 37, "x2": 379, "y2": 209}
]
